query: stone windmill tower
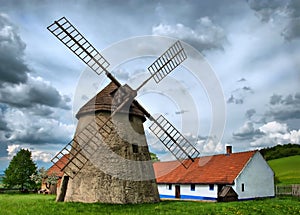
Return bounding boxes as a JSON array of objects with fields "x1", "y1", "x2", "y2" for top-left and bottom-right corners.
[
  {"x1": 47, "y1": 17, "x2": 200, "y2": 203},
  {"x1": 56, "y1": 82, "x2": 159, "y2": 203}
]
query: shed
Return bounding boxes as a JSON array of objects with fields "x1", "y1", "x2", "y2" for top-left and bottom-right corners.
[{"x1": 218, "y1": 186, "x2": 238, "y2": 202}]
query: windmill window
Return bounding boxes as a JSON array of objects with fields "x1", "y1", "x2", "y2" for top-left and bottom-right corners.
[
  {"x1": 190, "y1": 184, "x2": 195, "y2": 191},
  {"x1": 209, "y1": 184, "x2": 214, "y2": 191},
  {"x1": 132, "y1": 144, "x2": 138, "y2": 153},
  {"x1": 166, "y1": 184, "x2": 172, "y2": 190},
  {"x1": 129, "y1": 113, "x2": 133, "y2": 122},
  {"x1": 242, "y1": 183, "x2": 245, "y2": 192}
]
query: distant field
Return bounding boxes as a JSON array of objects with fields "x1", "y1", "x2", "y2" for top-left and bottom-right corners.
[
  {"x1": 268, "y1": 155, "x2": 300, "y2": 184},
  {"x1": 0, "y1": 194, "x2": 299, "y2": 215}
]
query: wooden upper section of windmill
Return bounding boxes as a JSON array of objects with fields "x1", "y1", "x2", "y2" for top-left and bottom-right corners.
[{"x1": 76, "y1": 82, "x2": 146, "y2": 121}]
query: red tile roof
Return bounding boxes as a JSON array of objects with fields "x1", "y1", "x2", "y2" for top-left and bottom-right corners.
[
  {"x1": 47, "y1": 154, "x2": 69, "y2": 177},
  {"x1": 153, "y1": 151, "x2": 257, "y2": 184}
]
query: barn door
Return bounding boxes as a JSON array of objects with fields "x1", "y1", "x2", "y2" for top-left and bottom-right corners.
[{"x1": 175, "y1": 185, "x2": 180, "y2": 198}]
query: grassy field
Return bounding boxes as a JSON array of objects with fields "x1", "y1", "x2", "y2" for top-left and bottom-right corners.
[
  {"x1": 268, "y1": 155, "x2": 300, "y2": 184},
  {"x1": 0, "y1": 194, "x2": 299, "y2": 215}
]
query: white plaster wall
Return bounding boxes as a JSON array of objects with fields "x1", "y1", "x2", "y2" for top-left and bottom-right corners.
[
  {"x1": 233, "y1": 152, "x2": 275, "y2": 200},
  {"x1": 158, "y1": 184, "x2": 218, "y2": 199},
  {"x1": 157, "y1": 184, "x2": 175, "y2": 197},
  {"x1": 181, "y1": 184, "x2": 217, "y2": 198}
]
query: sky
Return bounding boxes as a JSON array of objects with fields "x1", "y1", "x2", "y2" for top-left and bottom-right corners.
[{"x1": 0, "y1": 0, "x2": 299, "y2": 171}]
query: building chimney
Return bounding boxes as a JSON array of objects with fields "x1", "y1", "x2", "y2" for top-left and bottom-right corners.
[{"x1": 226, "y1": 145, "x2": 232, "y2": 154}]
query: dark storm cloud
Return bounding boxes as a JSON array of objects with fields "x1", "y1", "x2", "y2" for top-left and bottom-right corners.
[
  {"x1": 10, "y1": 128, "x2": 68, "y2": 145},
  {"x1": 0, "y1": 14, "x2": 74, "y2": 149},
  {"x1": 265, "y1": 92, "x2": 300, "y2": 121},
  {"x1": 0, "y1": 105, "x2": 9, "y2": 131},
  {"x1": 270, "y1": 94, "x2": 282, "y2": 105},
  {"x1": 0, "y1": 142, "x2": 8, "y2": 157},
  {"x1": 232, "y1": 121, "x2": 263, "y2": 141},
  {"x1": 238, "y1": 78, "x2": 246, "y2": 82},
  {"x1": 245, "y1": 109, "x2": 256, "y2": 120},
  {"x1": 0, "y1": 76, "x2": 71, "y2": 110},
  {"x1": 242, "y1": 86, "x2": 252, "y2": 91},
  {"x1": 0, "y1": 116, "x2": 8, "y2": 131},
  {"x1": 282, "y1": 0, "x2": 300, "y2": 40},
  {"x1": 247, "y1": 0, "x2": 300, "y2": 40},
  {"x1": 0, "y1": 14, "x2": 71, "y2": 111},
  {"x1": 227, "y1": 94, "x2": 244, "y2": 104},
  {"x1": 227, "y1": 86, "x2": 253, "y2": 105},
  {"x1": 269, "y1": 93, "x2": 300, "y2": 106},
  {"x1": 247, "y1": 0, "x2": 283, "y2": 22},
  {"x1": 27, "y1": 106, "x2": 54, "y2": 117},
  {"x1": 152, "y1": 17, "x2": 227, "y2": 52},
  {"x1": 0, "y1": 14, "x2": 29, "y2": 85}
]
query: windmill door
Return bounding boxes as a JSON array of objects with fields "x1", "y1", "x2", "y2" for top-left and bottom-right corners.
[{"x1": 175, "y1": 185, "x2": 180, "y2": 198}]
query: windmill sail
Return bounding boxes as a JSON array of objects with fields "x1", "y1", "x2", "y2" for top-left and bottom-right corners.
[
  {"x1": 136, "y1": 41, "x2": 187, "y2": 91},
  {"x1": 147, "y1": 41, "x2": 187, "y2": 83},
  {"x1": 51, "y1": 115, "x2": 113, "y2": 178},
  {"x1": 149, "y1": 115, "x2": 200, "y2": 168},
  {"x1": 47, "y1": 17, "x2": 110, "y2": 75}
]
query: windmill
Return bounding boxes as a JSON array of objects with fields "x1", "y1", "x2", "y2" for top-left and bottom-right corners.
[{"x1": 47, "y1": 17, "x2": 200, "y2": 203}]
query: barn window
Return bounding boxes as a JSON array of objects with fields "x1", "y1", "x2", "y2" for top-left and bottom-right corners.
[
  {"x1": 209, "y1": 184, "x2": 214, "y2": 191},
  {"x1": 242, "y1": 183, "x2": 245, "y2": 192},
  {"x1": 132, "y1": 144, "x2": 138, "y2": 153},
  {"x1": 190, "y1": 184, "x2": 195, "y2": 191},
  {"x1": 166, "y1": 184, "x2": 172, "y2": 190}
]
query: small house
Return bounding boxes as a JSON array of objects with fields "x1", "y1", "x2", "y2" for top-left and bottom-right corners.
[
  {"x1": 43, "y1": 154, "x2": 69, "y2": 194},
  {"x1": 153, "y1": 147, "x2": 275, "y2": 201}
]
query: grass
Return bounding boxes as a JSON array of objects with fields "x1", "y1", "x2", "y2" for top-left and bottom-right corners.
[
  {"x1": 0, "y1": 194, "x2": 299, "y2": 215},
  {"x1": 268, "y1": 155, "x2": 300, "y2": 184}
]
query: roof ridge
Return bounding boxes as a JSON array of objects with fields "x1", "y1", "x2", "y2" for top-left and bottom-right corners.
[
  {"x1": 75, "y1": 81, "x2": 145, "y2": 119},
  {"x1": 154, "y1": 150, "x2": 257, "y2": 164}
]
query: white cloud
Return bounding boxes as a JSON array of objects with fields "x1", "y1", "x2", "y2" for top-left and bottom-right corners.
[
  {"x1": 7, "y1": 144, "x2": 20, "y2": 156},
  {"x1": 196, "y1": 138, "x2": 224, "y2": 155},
  {"x1": 290, "y1": 130, "x2": 300, "y2": 143},
  {"x1": 6, "y1": 144, "x2": 52, "y2": 162},
  {"x1": 152, "y1": 17, "x2": 227, "y2": 51},
  {"x1": 250, "y1": 121, "x2": 300, "y2": 147},
  {"x1": 2, "y1": 107, "x2": 75, "y2": 145},
  {"x1": 259, "y1": 121, "x2": 288, "y2": 134},
  {"x1": 31, "y1": 151, "x2": 52, "y2": 163}
]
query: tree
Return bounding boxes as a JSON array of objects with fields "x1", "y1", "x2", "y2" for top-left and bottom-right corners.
[
  {"x1": 150, "y1": 152, "x2": 160, "y2": 161},
  {"x1": 3, "y1": 149, "x2": 37, "y2": 190},
  {"x1": 30, "y1": 167, "x2": 58, "y2": 190}
]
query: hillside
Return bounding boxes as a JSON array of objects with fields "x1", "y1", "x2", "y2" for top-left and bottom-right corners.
[
  {"x1": 260, "y1": 143, "x2": 300, "y2": 160},
  {"x1": 268, "y1": 155, "x2": 300, "y2": 184}
]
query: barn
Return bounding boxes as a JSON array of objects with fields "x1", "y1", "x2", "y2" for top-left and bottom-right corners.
[{"x1": 153, "y1": 146, "x2": 275, "y2": 201}]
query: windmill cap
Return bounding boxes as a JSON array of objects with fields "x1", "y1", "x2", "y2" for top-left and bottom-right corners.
[{"x1": 76, "y1": 82, "x2": 146, "y2": 120}]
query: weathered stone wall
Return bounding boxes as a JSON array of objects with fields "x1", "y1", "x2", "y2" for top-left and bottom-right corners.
[{"x1": 58, "y1": 111, "x2": 160, "y2": 203}]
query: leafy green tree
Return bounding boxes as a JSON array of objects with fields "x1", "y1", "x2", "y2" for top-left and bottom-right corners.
[
  {"x1": 30, "y1": 167, "x2": 58, "y2": 189},
  {"x1": 3, "y1": 149, "x2": 37, "y2": 190},
  {"x1": 150, "y1": 152, "x2": 160, "y2": 161}
]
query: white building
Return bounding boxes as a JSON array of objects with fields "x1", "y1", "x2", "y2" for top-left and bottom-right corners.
[{"x1": 153, "y1": 147, "x2": 275, "y2": 201}]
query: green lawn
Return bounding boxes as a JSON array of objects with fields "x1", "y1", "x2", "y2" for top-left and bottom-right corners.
[
  {"x1": 0, "y1": 194, "x2": 299, "y2": 215},
  {"x1": 268, "y1": 155, "x2": 300, "y2": 184}
]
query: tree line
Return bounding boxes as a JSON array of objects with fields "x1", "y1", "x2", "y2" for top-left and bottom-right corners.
[
  {"x1": 259, "y1": 143, "x2": 300, "y2": 161},
  {"x1": 2, "y1": 149, "x2": 57, "y2": 191}
]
